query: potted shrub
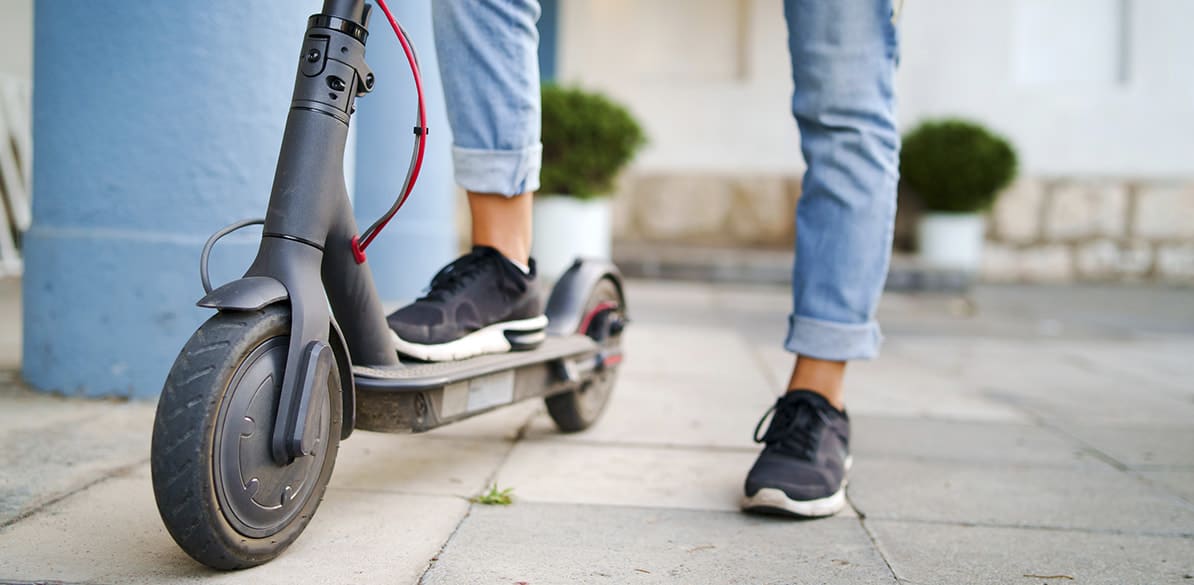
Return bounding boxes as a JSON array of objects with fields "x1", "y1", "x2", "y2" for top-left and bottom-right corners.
[
  {"x1": 533, "y1": 85, "x2": 646, "y2": 280},
  {"x1": 900, "y1": 118, "x2": 1017, "y2": 271}
]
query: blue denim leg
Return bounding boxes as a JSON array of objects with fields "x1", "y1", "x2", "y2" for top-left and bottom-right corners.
[
  {"x1": 783, "y1": 0, "x2": 900, "y2": 361},
  {"x1": 432, "y1": 0, "x2": 542, "y2": 196}
]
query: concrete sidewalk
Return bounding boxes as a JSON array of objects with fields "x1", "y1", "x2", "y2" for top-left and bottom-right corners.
[{"x1": 1, "y1": 276, "x2": 1192, "y2": 584}]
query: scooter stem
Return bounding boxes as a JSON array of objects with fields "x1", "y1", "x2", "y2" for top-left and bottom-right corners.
[
  {"x1": 322, "y1": 0, "x2": 369, "y2": 23},
  {"x1": 242, "y1": 0, "x2": 396, "y2": 465}
]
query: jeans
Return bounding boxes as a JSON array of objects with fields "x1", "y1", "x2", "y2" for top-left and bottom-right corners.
[
  {"x1": 432, "y1": 0, "x2": 900, "y2": 362},
  {"x1": 432, "y1": 0, "x2": 543, "y2": 196}
]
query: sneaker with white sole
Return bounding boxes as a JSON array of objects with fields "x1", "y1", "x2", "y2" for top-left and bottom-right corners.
[
  {"x1": 386, "y1": 246, "x2": 547, "y2": 362},
  {"x1": 742, "y1": 390, "x2": 851, "y2": 518}
]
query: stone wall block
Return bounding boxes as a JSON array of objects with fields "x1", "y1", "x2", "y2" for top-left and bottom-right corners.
[
  {"x1": 990, "y1": 179, "x2": 1045, "y2": 243},
  {"x1": 1043, "y1": 181, "x2": 1128, "y2": 240},
  {"x1": 1156, "y1": 243, "x2": 1194, "y2": 280},
  {"x1": 980, "y1": 242, "x2": 1021, "y2": 282},
  {"x1": 1074, "y1": 239, "x2": 1153, "y2": 280},
  {"x1": 1133, "y1": 183, "x2": 1194, "y2": 239},
  {"x1": 610, "y1": 175, "x2": 638, "y2": 239},
  {"x1": 727, "y1": 177, "x2": 795, "y2": 245},
  {"x1": 633, "y1": 175, "x2": 734, "y2": 241},
  {"x1": 1019, "y1": 244, "x2": 1075, "y2": 283}
]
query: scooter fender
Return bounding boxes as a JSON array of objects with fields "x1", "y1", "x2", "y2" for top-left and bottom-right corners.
[
  {"x1": 545, "y1": 258, "x2": 627, "y2": 335},
  {"x1": 197, "y1": 276, "x2": 288, "y2": 311},
  {"x1": 195, "y1": 275, "x2": 357, "y2": 442}
]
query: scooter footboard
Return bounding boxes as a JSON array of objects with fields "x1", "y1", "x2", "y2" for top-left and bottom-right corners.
[{"x1": 352, "y1": 334, "x2": 600, "y2": 432}]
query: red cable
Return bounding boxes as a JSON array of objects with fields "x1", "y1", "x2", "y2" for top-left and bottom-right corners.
[{"x1": 352, "y1": 0, "x2": 428, "y2": 262}]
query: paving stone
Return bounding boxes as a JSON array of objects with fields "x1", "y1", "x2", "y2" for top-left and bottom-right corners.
[
  {"x1": 1042, "y1": 340, "x2": 1194, "y2": 402},
  {"x1": 869, "y1": 520, "x2": 1194, "y2": 585},
  {"x1": 848, "y1": 457, "x2": 1194, "y2": 535},
  {"x1": 1138, "y1": 470, "x2": 1194, "y2": 503},
  {"x1": 329, "y1": 431, "x2": 513, "y2": 499},
  {"x1": 851, "y1": 416, "x2": 1091, "y2": 466},
  {"x1": 895, "y1": 339, "x2": 1194, "y2": 425},
  {"x1": 620, "y1": 279, "x2": 737, "y2": 330},
  {"x1": 494, "y1": 440, "x2": 761, "y2": 513},
  {"x1": 0, "y1": 401, "x2": 154, "y2": 524},
  {"x1": 0, "y1": 378, "x2": 152, "y2": 432},
  {"x1": 989, "y1": 380, "x2": 1194, "y2": 426},
  {"x1": 752, "y1": 344, "x2": 1028, "y2": 422},
  {"x1": 620, "y1": 323, "x2": 769, "y2": 388},
  {"x1": 0, "y1": 472, "x2": 467, "y2": 585},
  {"x1": 1058, "y1": 424, "x2": 1194, "y2": 468},
  {"x1": 421, "y1": 502, "x2": 895, "y2": 585},
  {"x1": 523, "y1": 370, "x2": 775, "y2": 449}
]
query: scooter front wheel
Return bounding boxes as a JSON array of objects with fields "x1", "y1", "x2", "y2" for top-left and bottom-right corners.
[{"x1": 150, "y1": 306, "x2": 341, "y2": 570}]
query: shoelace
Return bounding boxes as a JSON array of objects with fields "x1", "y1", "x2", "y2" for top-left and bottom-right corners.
[
  {"x1": 752, "y1": 395, "x2": 832, "y2": 460},
  {"x1": 420, "y1": 248, "x2": 527, "y2": 303}
]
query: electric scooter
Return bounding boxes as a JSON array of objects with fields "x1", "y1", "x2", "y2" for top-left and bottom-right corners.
[{"x1": 149, "y1": 0, "x2": 626, "y2": 570}]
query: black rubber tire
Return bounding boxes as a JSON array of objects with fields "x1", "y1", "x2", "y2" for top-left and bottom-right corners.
[
  {"x1": 150, "y1": 306, "x2": 341, "y2": 570},
  {"x1": 545, "y1": 277, "x2": 623, "y2": 432}
]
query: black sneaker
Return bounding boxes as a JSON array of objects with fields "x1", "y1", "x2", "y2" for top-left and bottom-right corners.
[
  {"x1": 741, "y1": 390, "x2": 851, "y2": 518},
  {"x1": 387, "y1": 246, "x2": 547, "y2": 362}
]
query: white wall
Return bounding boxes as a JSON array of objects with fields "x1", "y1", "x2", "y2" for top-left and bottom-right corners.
[
  {"x1": 559, "y1": 0, "x2": 800, "y2": 174},
  {"x1": 558, "y1": 0, "x2": 1194, "y2": 178},
  {"x1": 0, "y1": 0, "x2": 33, "y2": 80}
]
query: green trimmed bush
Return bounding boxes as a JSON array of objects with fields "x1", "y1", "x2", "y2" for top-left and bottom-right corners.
[
  {"x1": 540, "y1": 85, "x2": 646, "y2": 199},
  {"x1": 900, "y1": 118, "x2": 1018, "y2": 213}
]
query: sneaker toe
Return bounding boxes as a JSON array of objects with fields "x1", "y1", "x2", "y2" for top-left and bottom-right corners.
[
  {"x1": 745, "y1": 457, "x2": 841, "y2": 502},
  {"x1": 387, "y1": 305, "x2": 444, "y2": 344}
]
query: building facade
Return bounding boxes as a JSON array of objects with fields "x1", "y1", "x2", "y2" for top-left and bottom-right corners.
[{"x1": 551, "y1": 0, "x2": 1194, "y2": 282}]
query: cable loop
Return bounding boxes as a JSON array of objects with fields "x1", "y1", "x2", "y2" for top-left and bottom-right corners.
[{"x1": 199, "y1": 219, "x2": 264, "y2": 295}]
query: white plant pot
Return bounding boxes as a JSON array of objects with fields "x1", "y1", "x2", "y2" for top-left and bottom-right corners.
[
  {"x1": 532, "y1": 195, "x2": 612, "y2": 281},
  {"x1": 917, "y1": 212, "x2": 986, "y2": 271}
]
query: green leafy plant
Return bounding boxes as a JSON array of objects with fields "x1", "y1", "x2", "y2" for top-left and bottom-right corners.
[
  {"x1": 540, "y1": 85, "x2": 647, "y2": 199},
  {"x1": 900, "y1": 118, "x2": 1018, "y2": 213},
  {"x1": 470, "y1": 483, "x2": 514, "y2": 506}
]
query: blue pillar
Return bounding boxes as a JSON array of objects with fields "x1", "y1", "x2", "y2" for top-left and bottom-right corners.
[
  {"x1": 539, "y1": 0, "x2": 560, "y2": 82},
  {"x1": 23, "y1": 1, "x2": 322, "y2": 398},
  {"x1": 353, "y1": 1, "x2": 457, "y2": 305}
]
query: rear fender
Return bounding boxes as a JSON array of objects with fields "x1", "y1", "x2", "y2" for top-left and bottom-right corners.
[{"x1": 544, "y1": 258, "x2": 626, "y2": 335}]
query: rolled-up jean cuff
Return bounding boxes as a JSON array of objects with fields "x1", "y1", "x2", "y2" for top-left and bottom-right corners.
[
  {"x1": 452, "y1": 144, "x2": 542, "y2": 196},
  {"x1": 784, "y1": 314, "x2": 883, "y2": 361}
]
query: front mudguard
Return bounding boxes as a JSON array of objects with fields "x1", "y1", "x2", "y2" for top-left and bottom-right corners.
[{"x1": 196, "y1": 275, "x2": 357, "y2": 440}]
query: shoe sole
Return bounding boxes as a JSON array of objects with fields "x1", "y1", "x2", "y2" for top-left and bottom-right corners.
[
  {"x1": 740, "y1": 456, "x2": 852, "y2": 518},
  {"x1": 391, "y1": 315, "x2": 549, "y2": 362}
]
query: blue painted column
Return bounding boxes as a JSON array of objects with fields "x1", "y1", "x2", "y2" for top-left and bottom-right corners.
[
  {"x1": 23, "y1": 1, "x2": 322, "y2": 398},
  {"x1": 353, "y1": 0, "x2": 457, "y2": 305},
  {"x1": 539, "y1": 0, "x2": 560, "y2": 82}
]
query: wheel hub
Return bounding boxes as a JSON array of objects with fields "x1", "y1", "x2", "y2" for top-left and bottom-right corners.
[{"x1": 212, "y1": 337, "x2": 331, "y2": 538}]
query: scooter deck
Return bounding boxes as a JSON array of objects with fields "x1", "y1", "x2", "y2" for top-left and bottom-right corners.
[
  {"x1": 352, "y1": 334, "x2": 597, "y2": 391},
  {"x1": 351, "y1": 334, "x2": 601, "y2": 433}
]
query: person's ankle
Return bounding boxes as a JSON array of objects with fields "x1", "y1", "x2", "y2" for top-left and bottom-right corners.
[
  {"x1": 786, "y1": 356, "x2": 846, "y2": 410},
  {"x1": 785, "y1": 387, "x2": 845, "y2": 413}
]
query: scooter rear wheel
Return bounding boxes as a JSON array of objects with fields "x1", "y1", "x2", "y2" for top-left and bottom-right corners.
[
  {"x1": 545, "y1": 277, "x2": 624, "y2": 432},
  {"x1": 150, "y1": 306, "x2": 340, "y2": 570}
]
